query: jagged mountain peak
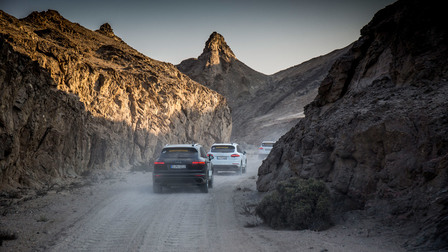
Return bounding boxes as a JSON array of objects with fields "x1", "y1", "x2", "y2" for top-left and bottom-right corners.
[{"x1": 199, "y1": 31, "x2": 236, "y2": 65}]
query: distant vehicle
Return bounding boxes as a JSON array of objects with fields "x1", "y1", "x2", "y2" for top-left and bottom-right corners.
[
  {"x1": 208, "y1": 143, "x2": 247, "y2": 175},
  {"x1": 152, "y1": 143, "x2": 214, "y2": 193},
  {"x1": 258, "y1": 141, "x2": 275, "y2": 159}
]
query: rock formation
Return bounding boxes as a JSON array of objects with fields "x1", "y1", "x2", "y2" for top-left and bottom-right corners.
[
  {"x1": 178, "y1": 32, "x2": 349, "y2": 145},
  {"x1": 0, "y1": 10, "x2": 231, "y2": 190},
  {"x1": 257, "y1": 0, "x2": 448, "y2": 250},
  {"x1": 177, "y1": 32, "x2": 267, "y2": 109}
]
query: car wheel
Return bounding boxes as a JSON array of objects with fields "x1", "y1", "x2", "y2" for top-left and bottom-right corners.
[
  {"x1": 209, "y1": 177, "x2": 214, "y2": 188},
  {"x1": 237, "y1": 163, "x2": 243, "y2": 175},
  {"x1": 200, "y1": 182, "x2": 209, "y2": 193},
  {"x1": 153, "y1": 183, "x2": 162, "y2": 193}
]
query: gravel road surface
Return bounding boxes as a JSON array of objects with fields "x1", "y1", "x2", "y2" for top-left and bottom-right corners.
[{"x1": 0, "y1": 155, "x2": 406, "y2": 251}]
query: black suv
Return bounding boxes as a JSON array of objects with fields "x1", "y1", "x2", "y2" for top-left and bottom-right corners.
[{"x1": 152, "y1": 144, "x2": 214, "y2": 193}]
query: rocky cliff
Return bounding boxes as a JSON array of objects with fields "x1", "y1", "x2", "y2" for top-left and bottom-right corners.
[
  {"x1": 0, "y1": 10, "x2": 232, "y2": 190},
  {"x1": 257, "y1": 0, "x2": 448, "y2": 250},
  {"x1": 178, "y1": 32, "x2": 349, "y2": 145}
]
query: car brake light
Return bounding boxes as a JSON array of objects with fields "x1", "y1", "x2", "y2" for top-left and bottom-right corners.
[
  {"x1": 259, "y1": 147, "x2": 263, "y2": 149},
  {"x1": 231, "y1": 154, "x2": 240, "y2": 157},
  {"x1": 192, "y1": 161, "x2": 206, "y2": 165},
  {"x1": 154, "y1": 161, "x2": 165, "y2": 165}
]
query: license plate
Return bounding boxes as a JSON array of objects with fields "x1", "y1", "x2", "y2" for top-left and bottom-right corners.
[
  {"x1": 217, "y1": 156, "x2": 227, "y2": 160},
  {"x1": 171, "y1": 165, "x2": 186, "y2": 169}
]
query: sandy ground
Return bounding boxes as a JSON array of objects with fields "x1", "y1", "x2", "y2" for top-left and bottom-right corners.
[{"x1": 0, "y1": 155, "x2": 407, "y2": 251}]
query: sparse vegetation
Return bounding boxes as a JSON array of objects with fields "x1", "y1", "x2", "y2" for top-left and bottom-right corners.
[
  {"x1": 255, "y1": 177, "x2": 332, "y2": 231},
  {"x1": 240, "y1": 203, "x2": 261, "y2": 228},
  {"x1": 240, "y1": 203, "x2": 257, "y2": 217}
]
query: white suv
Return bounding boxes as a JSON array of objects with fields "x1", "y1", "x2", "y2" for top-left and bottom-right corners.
[
  {"x1": 208, "y1": 143, "x2": 247, "y2": 174},
  {"x1": 258, "y1": 141, "x2": 275, "y2": 159}
]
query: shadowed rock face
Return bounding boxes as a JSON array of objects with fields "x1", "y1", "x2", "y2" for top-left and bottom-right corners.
[
  {"x1": 178, "y1": 32, "x2": 349, "y2": 145},
  {"x1": 0, "y1": 10, "x2": 231, "y2": 190},
  {"x1": 257, "y1": 0, "x2": 448, "y2": 250}
]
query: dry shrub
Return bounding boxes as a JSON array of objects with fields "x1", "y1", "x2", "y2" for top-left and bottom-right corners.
[{"x1": 255, "y1": 177, "x2": 332, "y2": 231}]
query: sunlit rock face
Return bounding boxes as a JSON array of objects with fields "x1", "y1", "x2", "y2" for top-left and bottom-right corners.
[
  {"x1": 178, "y1": 32, "x2": 349, "y2": 144},
  {"x1": 257, "y1": 0, "x2": 448, "y2": 250},
  {"x1": 0, "y1": 10, "x2": 231, "y2": 190}
]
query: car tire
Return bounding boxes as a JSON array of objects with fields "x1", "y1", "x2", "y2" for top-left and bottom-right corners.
[
  {"x1": 237, "y1": 164, "x2": 243, "y2": 175},
  {"x1": 200, "y1": 182, "x2": 209, "y2": 193},
  {"x1": 209, "y1": 177, "x2": 213, "y2": 188},
  {"x1": 153, "y1": 183, "x2": 162, "y2": 193}
]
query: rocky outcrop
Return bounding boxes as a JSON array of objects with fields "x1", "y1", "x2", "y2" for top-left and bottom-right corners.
[
  {"x1": 0, "y1": 10, "x2": 231, "y2": 190},
  {"x1": 177, "y1": 32, "x2": 268, "y2": 110},
  {"x1": 96, "y1": 23, "x2": 115, "y2": 37},
  {"x1": 178, "y1": 32, "x2": 349, "y2": 145},
  {"x1": 257, "y1": 0, "x2": 448, "y2": 250}
]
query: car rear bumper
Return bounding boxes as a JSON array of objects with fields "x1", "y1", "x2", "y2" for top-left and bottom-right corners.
[
  {"x1": 153, "y1": 173, "x2": 207, "y2": 185},
  {"x1": 213, "y1": 165, "x2": 240, "y2": 172}
]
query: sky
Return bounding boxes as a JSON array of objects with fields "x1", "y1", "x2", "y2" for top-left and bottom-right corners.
[{"x1": 1, "y1": 0, "x2": 396, "y2": 75}]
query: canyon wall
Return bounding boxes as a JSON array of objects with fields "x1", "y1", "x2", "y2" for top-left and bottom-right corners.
[{"x1": 0, "y1": 10, "x2": 231, "y2": 190}]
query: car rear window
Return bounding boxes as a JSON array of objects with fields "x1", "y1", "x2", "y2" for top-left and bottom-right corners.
[
  {"x1": 211, "y1": 145, "x2": 235, "y2": 153},
  {"x1": 161, "y1": 148, "x2": 198, "y2": 158},
  {"x1": 262, "y1": 143, "x2": 274, "y2": 147}
]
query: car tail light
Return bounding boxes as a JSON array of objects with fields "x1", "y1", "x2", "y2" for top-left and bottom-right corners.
[
  {"x1": 192, "y1": 161, "x2": 206, "y2": 165},
  {"x1": 154, "y1": 161, "x2": 165, "y2": 165},
  {"x1": 231, "y1": 154, "x2": 240, "y2": 157},
  {"x1": 259, "y1": 147, "x2": 263, "y2": 150}
]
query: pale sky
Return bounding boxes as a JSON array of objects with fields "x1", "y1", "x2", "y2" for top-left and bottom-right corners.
[{"x1": 1, "y1": 0, "x2": 395, "y2": 75}]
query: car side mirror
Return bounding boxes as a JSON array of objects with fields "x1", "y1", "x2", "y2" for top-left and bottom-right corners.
[
  {"x1": 208, "y1": 154, "x2": 214, "y2": 160},
  {"x1": 243, "y1": 151, "x2": 246, "y2": 155}
]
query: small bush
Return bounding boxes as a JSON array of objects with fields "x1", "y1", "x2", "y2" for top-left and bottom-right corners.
[{"x1": 255, "y1": 177, "x2": 332, "y2": 231}]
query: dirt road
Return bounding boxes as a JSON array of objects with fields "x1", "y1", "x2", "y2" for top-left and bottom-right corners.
[
  {"x1": 47, "y1": 162, "x2": 269, "y2": 251},
  {"x1": 0, "y1": 155, "x2": 406, "y2": 251}
]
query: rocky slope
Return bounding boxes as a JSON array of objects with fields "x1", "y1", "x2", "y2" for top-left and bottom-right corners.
[
  {"x1": 178, "y1": 32, "x2": 348, "y2": 145},
  {"x1": 235, "y1": 47, "x2": 349, "y2": 145},
  {"x1": 257, "y1": 0, "x2": 448, "y2": 250},
  {"x1": 0, "y1": 10, "x2": 231, "y2": 191}
]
